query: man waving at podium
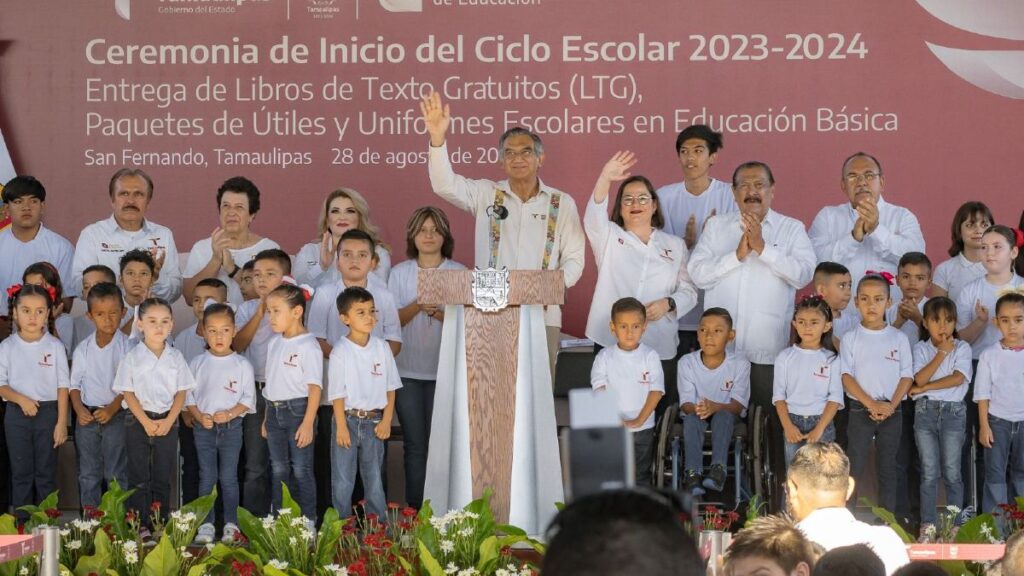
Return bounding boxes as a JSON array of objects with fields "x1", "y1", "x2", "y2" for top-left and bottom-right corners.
[{"x1": 418, "y1": 93, "x2": 584, "y2": 534}]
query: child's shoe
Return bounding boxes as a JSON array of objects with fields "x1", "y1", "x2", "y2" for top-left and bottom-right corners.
[
  {"x1": 683, "y1": 469, "x2": 705, "y2": 496},
  {"x1": 221, "y1": 522, "x2": 240, "y2": 544},
  {"x1": 195, "y1": 523, "x2": 215, "y2": 544},
  {"x1": 702, "y1": 464, "x2": 727, "y2": 492}
]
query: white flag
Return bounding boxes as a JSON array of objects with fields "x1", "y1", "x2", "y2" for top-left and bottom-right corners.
[{"x1": 0, "y1": 126, "x2": 14, "y2": 184}]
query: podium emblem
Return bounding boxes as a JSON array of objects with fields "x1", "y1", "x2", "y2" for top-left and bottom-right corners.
[{"x1": 471, "y1": 267, "x2": 510, "y2": 312}]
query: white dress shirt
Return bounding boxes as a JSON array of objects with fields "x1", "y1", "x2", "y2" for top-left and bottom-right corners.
[
  {"x1": 72, "y1": 216, "x2": 181, "y2": 303},
  {"x1": 388, "y1": 258, "x2": 467, "y2": 380},
  {"x1": 932, "y1": 253, "x2": 986, "y2": 304},
  {"x1": 70, "y1": 330, "x2": 131, "y2": 407},
  {"x1": 912, "y1": 339, "x2": 972, "y2": 402},
  {"x1": 294, "y1": 242, "x2": 391, "y2": 287},
  {"x1": 112, "y1": 343, "x2": 195, "y2": 413},
  {"x1": 772, "y1": 346, "x2": 844, "y2": 416},
  {"x1": 327, "y1": 336, "x2": 402, "y2": 410},
  {"x1": 973, "y1": 344, "x2": 1024, "y2": 422},
  {"x1": 584, "y1": 197, "x2": 698, "y2": 359},
  {"x1": 184, "y1": 237, "x2": 279, "y2": 306},
  {"x1": 428, "y1": 142, "x2": 585, "y2": 327},
  {"x1": 0, "y1": 332, "x2": 70, "y2": 401},
  {"x1": 687, "y1": 210, "x2": 816, "y2": 364},
  {"x1": 797, "y1": 507, "x2": 909, "y2": 575},
  {"x1": 0, "y1": 225, "x2": 74, "y2": 314},
  {"x1": 809, "y1": 196, "x2": 925, "y2": 289},
  {"x1": 656, "y1": 178, "x2": 738, "y2": 330},
  {"x1": 590, "y1": 343, "x2": 665, "y2": 431}
]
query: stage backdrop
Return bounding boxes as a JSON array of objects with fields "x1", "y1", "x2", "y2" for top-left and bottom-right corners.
[{"x1": 1, "y1": 0, "x2": 1022, "y2": 336}]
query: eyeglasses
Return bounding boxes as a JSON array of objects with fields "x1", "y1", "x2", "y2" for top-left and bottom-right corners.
[
  {"x1": 621, "y1": 195, "x2": 652, "y2": 206},
  {"x1": 502, "y1": 149, "x2": 536, "y2": 160},
  {"x1": 844, "y1": 171, "x2": 880, "y2": 184}
]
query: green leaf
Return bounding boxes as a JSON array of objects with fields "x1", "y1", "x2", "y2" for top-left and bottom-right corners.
[
  {"x1": 140, "y1": 535, "x2": 179, "y2": 576},
  {"x1": 954, "y1": 513, "x2": 1000, "y2": 544},
  {"x1": 173, "y1": 487, "x2": 218, "y2": 546},
  {"x1": 416, "y1": 500, "x2": 438, "y2": 552},
  {"x1": 279, "y1": 483, "x2": 303, "y2": 519},
  {"x1": 314, "y1": 508, "x2": 343, "y2": 567},
  {"x1": 237, "y1": 506, "x2": 274, "y2": 562},
  {"x1": 0, "y1": 514, "x2": 17, "y2": 535},
  {"x1": 74, "y1": 529, "x2": 113, "y2": 576},
  {"x1": 418, "y1": 540, "x2": 447, "y2": 576},
  {"x1": 98, "y1": 479, "x2": 136, "y2": 541},
  {"x1": 496, "y1": 524, "x2": 526, "y2": 537},
  {"x1": 476, "y1": 536, "x2": 499, "y2": 573},
  {"x1": 858, "y1": 497, "x2": 913, "y2": 544}
]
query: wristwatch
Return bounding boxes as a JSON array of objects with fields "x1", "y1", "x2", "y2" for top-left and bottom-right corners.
[
  {"x1": 227, "y1": 265, "x2": 240, "y2": 279},
  {"x1": 667, "y1": 297, "x2": 677, "y2": 313}
]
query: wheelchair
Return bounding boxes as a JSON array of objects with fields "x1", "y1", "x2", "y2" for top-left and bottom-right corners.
[{"x1": 653, "y1": 403, "x2": 777, "y2": 510}]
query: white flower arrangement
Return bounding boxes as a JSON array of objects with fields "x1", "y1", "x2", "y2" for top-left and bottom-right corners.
[{"x1": 267, "y1": 558, "x2": 290, "y2": 569}]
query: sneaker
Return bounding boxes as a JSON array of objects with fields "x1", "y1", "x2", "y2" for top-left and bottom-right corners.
[
  {"x1": 682, "y1": 469, "x2": 705, "y2": 496},
  {"x1": 195, "y1": 523, "x2": 215, "y2": 545},
  {"x1": 139, "y1": 527, "x2": 157, "y2": 548},
  {"x1": 918, "y1": 523, "x2": 936, "y2": 543},
  {"x1": 222, "y1": 523, "x2": 240, "y2": 544},
  {"x1": 702, "y1": 464, "x2": 727, "y2": 492}
]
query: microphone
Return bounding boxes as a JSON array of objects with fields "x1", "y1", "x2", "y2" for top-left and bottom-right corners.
[{"x1": 487, "y1": 203, "x2": 509, "y2": 220}]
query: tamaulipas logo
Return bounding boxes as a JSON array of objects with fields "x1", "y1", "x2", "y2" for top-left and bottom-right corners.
[
  {"x1": 917, "y1": 0, "x2": 1024, "y2": 99},
  {"x1": 115, "y1": 0, "x2": 421, "y2": 20}
]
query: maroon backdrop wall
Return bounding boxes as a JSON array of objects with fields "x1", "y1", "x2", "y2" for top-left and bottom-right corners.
[{"x1": 2, "y1": 0, "x2": 1022, "y2": 335}]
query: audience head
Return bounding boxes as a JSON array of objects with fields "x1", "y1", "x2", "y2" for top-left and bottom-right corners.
[
  {"x1": 81, "y1": 264, "x2": 117, "y2": 300},
  {"x1": 318, "y1": 188, "x2": 383, "y2": 247},
  {"x1": 252, "y1": 248, "x2": 292, "y2": 299},
  {"x1": 85, "y1": 282, "x2": 125, "y2": 336},
  {"x1": 919, "y1": 296, "x2": 958, "y2": 343},
  {"x1": 21, "y1": 261, "x2": 64, "y2": 306},
  {"x1": 191, "y1": 277, "x2": 228, "y2": 321},
  {"x1": 855, "y1": 273, "x2": 893, "y2": 326},
  {"x1": 543, "y1": 490, "x2": 703, "y2": 576},
  {"x1": 2, "y1": 176, "x2": 45, "y2": 231},
  {"x1": 217, "y1": 176, "x2": 261, "y2": 237},
  {"x1": 238, "y1": 259, "x2": 257, "y2": 301},
  {"x1": 267, "y1": 281, "x2": 312, "y2": 333},
  {"x1": 676, "y1": 125, "x2": 723, "y2": 182},
  {"x1": 724, "y1": 515, "x2": 815, "y2": 576},
  {"x1": 336, "y1": 286, "x2": 377, "y2": 336},
  {"x1": 981, "y1": 224, "x2": 1022, "y2": 276},
  {"x1": 786, "y1": 443, "x2": 854, "y2": 521},
  {"x1": 813, "y1": 262, "x2": 853, "y2": 313},
  {"x1": 732, "y1": 161, "x2": 775, "y2": 220},
  {"x1": 791, "y1": 295, "x2": 836, "y2": 356},
  {"x1": 118, "y1": 249, "x2": 156, "y2": 303},
  {"x1": 840, "y1": 152, "x2": 884, "y2": 207},
  {"x1": 137, "y1": 297, "x2": 174, "y2": 346},
  {"x1": 405, "y1": 206, "x2": 455, "y2": 260},
  {"x1": 610, "y1": 175, "x2": 664, "y2": 230},
  {"x1": 947, "y1": 201, "x2": 993, "y2": 258},
  {"x1": 338, "y1": 229, "x2": 377, "y2": 283},
  {"x1": 811, "y1": 544, "x2": 884, "y2": 576}
]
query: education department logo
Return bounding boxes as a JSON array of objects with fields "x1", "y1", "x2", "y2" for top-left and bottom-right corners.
[{"x1": 917, "y1": 0, "x2": 1024, "y2": 99}]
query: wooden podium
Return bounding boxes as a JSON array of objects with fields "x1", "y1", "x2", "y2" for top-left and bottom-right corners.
[{"x1": 418, "y1": 268, "x2": 564, "y2": 522}]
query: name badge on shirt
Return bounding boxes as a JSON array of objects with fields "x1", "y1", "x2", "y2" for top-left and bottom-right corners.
[
  {"x1": 886, "y1": 348, "x2": 900, "y2": 362},
  {"x1": 814, "y1": 364, "x2": 831, "y2": 380},
  {"x1": 284, "y1": 354, "x2": 300, "y2": 368},
  {"x1": 371, "y1": 362, "x2": 383, "y2": 377},
  {"x1": 722, "y1": 379, "x2": 734, "y2": 391},
  {"x1": 100, "y1": 242, "x2": 124, "y2": 253}
]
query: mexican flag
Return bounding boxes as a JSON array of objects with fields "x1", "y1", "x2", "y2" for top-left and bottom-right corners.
[{"x1": 0, "y1": 125, "x2": 14, "y2": 231}]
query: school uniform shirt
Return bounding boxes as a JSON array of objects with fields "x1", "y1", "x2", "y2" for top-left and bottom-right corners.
[
  {"x1": 327, "y1": 336, "x2": 402, "y2": 410},
  {"x1": 428, "y1": 142, "x2": 586, "y2": 328},
  {"x1": 583, "y1": 196, "x2": 698, "y2": 360},
  {"x1": 0, "y1": 332, "x2": 70, "y2": 401},
  {"x1": 72, "y1": 216, "x2": 181, "y2": 302},
  {"x1": 307, "y1": 275, "x2": 402, "y2": 347},
  {"x1": 71, "y1": 315, "x2": 96, "y2": 353},
  {"x1": 70, "y1": 330, "x2": 131, "y2": 408},
  {"x1": 809, "y1": 196, "x2": 926, "y2": 291},
  {"x1": 186, "y1": 351, "x2": 256, "y2": 415},
  {"x1": 387, "y1": 258, "x2": 467, "y2": 380},
  {"x1": 833, "y1": 309, "x2": 861, "y2": 342},
  {"x1": 172, "y1": 323, "x2": 207, "y2": 364},
  {"x1": 886, "y1": 296, "x2": 927, "y2": 345},
  {"x1": 264, "y1": 332, "x2": 323, "y2": 402},
  {"x1": 839, "y1": 325, "x2": 913, "y2": 401},
  {"x1": 933, "y1": 253, "x2": 986, "y2": 304},
  {"x1": 234, "y1": 299, "x2": 274, "y2": 382},
  {"x1": 912, "y1": 339, "x2": 972, "y2": 402},
  {"x1": 687, "y1": 210, "x2": 816, "y2": 364},
  {"x1": 656, "y1": 178, "x2": 738, "y2": 331},
  {"x1": 183, "y1": 237, "x2": 279, "y2": 306},
  {"x1": 590, "y1": 343, "x2": 665, "y2": 431},
  {"x1": 0, "y1": 225, "x2": 74, "y2": 315},
  {"x1": 956, "y1": 274, "x2": 1024, "y2": 359},
  {"x1": 677, "y1": 350, "x2": 751, "y2": 413},
  {"x1": 112, "y1": 343, "x2": 195, "y2": 413},
  {"x1": 772, "y1": 346, "x2": 844, "y2": 416},
  {"x1": 53, "y1": 314, "x2": 75, "y2": 355},
  {"x1": 973, "y1": 343, "x2": 1024, "y2": 422},
  {"x1": 294, "y1": 242, "x2": 392, "y2": 287}
]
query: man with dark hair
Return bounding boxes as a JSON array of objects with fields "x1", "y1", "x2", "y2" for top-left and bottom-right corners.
[
  {"x1": 183, "y1": 176, "x2": 279, "y2": 305},
  {"x1": 725, "y1": 515, "x2": 816, "y2": 576},
  {"x1": 812, "y1": 544, "x2": 885, "y2": 576},
  {"x1": 809, "y1": 152, "x2": 925, "y2": 292},
  {"x1": 0, "y1": 176, "x2": 74, "y2": 321},
  {"x1": 787, "y1": 443, "x2": 909, "y2": 575},
  {"x1": 542, "y1": 490, "x2": 703, "y2": 576},
  {"x1": 73, "y1": 168, "x2": 181, "y2": 304},
  {"x1": 657, "y1": 125, "x2": 737, "y2": 356}
]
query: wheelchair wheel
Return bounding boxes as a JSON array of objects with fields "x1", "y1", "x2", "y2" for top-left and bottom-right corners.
[
  {"x1": 654, "y1": 403, "x2": 679, "y2": 488},
  {"x1": 750, "y1": 405, "x2": 777, "y2": 511}
]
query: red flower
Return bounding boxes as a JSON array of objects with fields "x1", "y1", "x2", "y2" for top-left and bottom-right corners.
[
  {"x1": 400, "y1": 507, "x2": 417, "y2": 518},
  {"x1": 366, "y1": 513, "x2": 379, "y2": 522},
  {"x1": 348, "y1": 560, "x2": 367, "y2": 575},
  {"x1": 150, "y1": 501, "x2": 162, "y2": 512},
  {"x1": 45, "y1": 508, "x2": 62, "y2": 519},
  {"x1": 387, "y1": 502, "x2": 400, "y2": 510},
  {"x1": 125, "y1": 510, "x2": 137, "y2": 522},
  {"x1": 231, "y1": 560, "x2": 256, "y2": 576}
]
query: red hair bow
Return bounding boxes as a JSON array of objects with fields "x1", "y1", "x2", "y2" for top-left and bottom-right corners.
[
  {"x1": 865, "y1": 270, "x2": 895, "y2": 285},
  {"x1": 43, "y1": 285, "x2": 57, "y2": 303},
  {"x1": 1015, "y1": 228, "x2": 1024, "y2": 249},
  {"x1": 5, "y1": 284, "x2": 22, "y2": 299}
]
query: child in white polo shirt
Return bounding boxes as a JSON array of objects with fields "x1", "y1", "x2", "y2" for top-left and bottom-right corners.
[
  {"x1": 69, "y1": 282, "x2": 130, "y2": 509},
  {"x1": 840, "y1": 274, "x2": 914, "y2": 515},
  {"x1": 591, "y1": 297, "x2": 665, "y2": 486},
  {"x1": 329, "y1": 287, "x2": 401, "y2": 519},
  {"x1": 677, "y1": 307, "x2": 750, "y2": 496},
  {"x1": 975, "y1": 291, "x2": 1024, "y2": 515},
  {"x1": 888, "y1": 252, "x2": 932, "y2": 346},
  {"x1": 813, "y1": 262, "x2": 857, "y2": 343},
  {"x1": 113, "y1": 297, "x2": 195, "y2": 532},
  {"x1": 187, "y1": 302, "x2": 256, "y2": 545}
]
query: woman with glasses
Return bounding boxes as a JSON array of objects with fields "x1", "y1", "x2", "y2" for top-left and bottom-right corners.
[{"x1": 584, "y1": 150, "x2": 698, "y2": 393}]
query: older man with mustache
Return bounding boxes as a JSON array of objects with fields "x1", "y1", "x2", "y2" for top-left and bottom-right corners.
[{"x1": 688, "y1": 161, "x2": 816, "y2": 412}]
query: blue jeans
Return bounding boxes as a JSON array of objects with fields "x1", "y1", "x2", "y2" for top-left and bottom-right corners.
[
  {"x1": 4, "y1": 402, "x2": 58, "y2": 521},
  {"x1": 683, "y1": 410, "x2": 736, "y2": 473},
  {"x1": 332, "y1": 415, "x2": 386, "y2": 519},
  {"x1": 193, "y1": 418, "x2": 243, "y2": 525},
  {"x1": 915, "y1": 399, "x2": 966, "y2": 524},
  {"x1": 783, "y1": 414, "x2": 836, "y2": 468},
  {"x1": 265, "y1": 399, "x2": 316, "y2": 519},
  {"x1": 983, "y1": 415, "x2": 1024, "y2": 515},
  {"x1": 846, "y1": 400, "x2": 902, "y2": 513},
  {"x1": 395, "y1": 378, "x2": 435, "y2": 508},
  {"x1": 75, "y1": 409, "x2": 128, "y2": 508}
]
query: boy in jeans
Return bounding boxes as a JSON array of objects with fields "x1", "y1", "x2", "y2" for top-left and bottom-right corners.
[{"x1": 329, "y1": 287, "x2": 401, "y2": 518}]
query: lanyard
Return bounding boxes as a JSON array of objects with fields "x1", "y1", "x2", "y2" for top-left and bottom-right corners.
[{"x1": 487, "y1": 188, "x2": 561, "y2": 270}]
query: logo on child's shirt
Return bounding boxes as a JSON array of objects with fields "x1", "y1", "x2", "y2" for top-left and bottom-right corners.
[
  {"x1": 617, "y1": 238, "x2": 625, "y2": 245},
  {"x1": 38, "y1": 353, "x2": 53, "y2": 368},
  {"x1": 721, "y1": 379, "x2": 734, "y2": 391},
  {"x1": 814, "y1": 364, "x2": 831, "y2": 379},
  {"x1": 224, "y1": 379, "x2": 238, "y2": 393},
  {"x1": 639, "y1": 371, "x2": 651, "y2": 385},
  {"x1": 284, "y1": 354, "x2": 300, "y2": 367},
  {"x1": 371, "y1": 362, "x2": 383, "y2": 376},
  {"x1": 886, "y1": 348, "x2": 900, "y2": 362},
  {"x1": 660, "y1": 248, "x2": 674, "y2": 262}
]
